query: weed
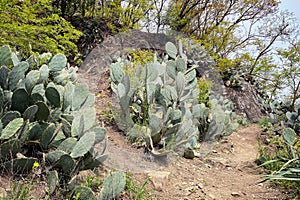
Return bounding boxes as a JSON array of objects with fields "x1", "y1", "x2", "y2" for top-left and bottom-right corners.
[
  {"x1": 6, "y1": 179, "x2": 32, "y2": 200},
  {"x1": 125, "y1": 173, "x2": 152, "y2": 200},
  {"x1": 84, "y1": 175, "x2": 102, "y2": 192}
]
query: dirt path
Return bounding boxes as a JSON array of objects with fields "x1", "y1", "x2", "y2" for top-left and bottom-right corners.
[
  {"x1": 78, "y1": 73, "x2": 288, "y2": 200},
  {"x1": 149, "y1": 125, "x2": 288, "y2": 200}
]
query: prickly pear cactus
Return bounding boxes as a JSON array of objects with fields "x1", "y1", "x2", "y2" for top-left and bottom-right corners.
[
  {"x1": 204, "y1": 95, "x2": 239, "y2": 140},
  {"x1": 110, "y1": 41, "x2": 205, "y2": 156},
  {"x1": 0, "y1": 46, "x2": 107, "y2": 195},
  {"x1": 110, "y1": 40, "x2": 240, "y2": 156}
]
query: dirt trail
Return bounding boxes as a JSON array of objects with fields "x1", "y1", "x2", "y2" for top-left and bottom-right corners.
[
  {"x1": 78, "y1": 73, "x2": 288, "y2": 200},
  {"x1": 150, "y1": 125, "x2": 287, "y2": 200}
]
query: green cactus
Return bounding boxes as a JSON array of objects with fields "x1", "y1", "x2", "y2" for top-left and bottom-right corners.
[
  {"x1": 72, "y1": 186, "x2": 96, "y2": 200},
  {"x1": 110, "y1": 41, "x2": 204, "y2": 156},
  {"x1": 99, "y1": 172, "x2": 126, "y2": 200},
  {"x1": 71, "y1": 83, "x2": 89, "y2": 111},
  {"x1": 70, "y1": 131, "x2": 96, "y2": 158},
  {"x1": 48, "y1": 170, "x2": 59, "y2": 195},
  {"x1": 110, "y1": 63, "x2": 125, "y2": 84},
  {"x1": 0, "y1": 46, "x2": 109, "y2": 195},
  {"x1": 203, "y1": 95, "x2": 239, "y2": 140},
  {"x1": 166, "y1": 42, "x2": 178, "y2": 59},
  {"x1": 35, "y1": 101, "x2": 50, "y2": 121},
  {"x1": 0, "y1": 118, "x2": 24, "y2": 140},
  {"x1": 53, "y1": 154, "x2": 76, "y2": 176},
  {"x1": 8, "y1": 61, "x2": 29, "y2": 91},
  {"x1": 0, "y1": 46, "x2": 13, "y2": 67},
  {"x1": 45, "y1": 87, "x2": 61, "y2": 108},
  {"x1": 11, "y1": 88, "x2": 30, "y2": 113},
  {"x1": 0, "y1": 138, "x2": 21, "y2": 160},
  {"x1": 25, "y1": 70, "x2": 40, "y2": 94},
  {"x1": 23, "y1": 105, "x2": 38, "y2": 120},
  {"x1": 39, "y1": 64, "x2": 50, "y2": 83},
  {"x1": 3, "y1": 157, "x2": 38, "y2": 174},
  {"x1": 1, "y1": 111, "x2": 21, "y2": 127},
  {"x1": 57, "y1": 137, "x2": 77, "y2": 153},
  {"x1": 110, "y1": 40, "x2": 239, "y2": 156},
  {"x1": 48, "y1": 54, "x2": 67, "y2": 72},
  {"x1": 0, "y1": 67, "x2": 9, "y2": 90}
]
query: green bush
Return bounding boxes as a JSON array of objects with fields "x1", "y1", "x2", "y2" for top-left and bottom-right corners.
[{"x1": 0, "y1": 0, "x2": 82, "y2": 63}]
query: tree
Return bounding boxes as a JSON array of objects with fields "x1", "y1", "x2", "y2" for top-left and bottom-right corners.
[
  {"x1": 277, "y1": 42, "x2": 300, "y2": 111},
  {"x1": 0, "y1": 0, "x2": 82, "y2": 61},
  {"x1": 99, "y1": 0, "x2": 152, "y2": 31},
  {"x1": 52, "y1": 0, "x2": 99, "y2": 17},
  {"x1": 52, "y1": 0, "x2": 152, "y2": 31},
  {"x1": 144, "y1": 0, "x2": 297, "y2": 77}
]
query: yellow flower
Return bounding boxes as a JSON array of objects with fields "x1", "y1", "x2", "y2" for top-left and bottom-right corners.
[{"x1": 32, "y1": 161, "x2": 39, "y2": 170}]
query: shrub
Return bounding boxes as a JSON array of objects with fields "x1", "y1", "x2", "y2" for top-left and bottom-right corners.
[{"x1": 0, "y1": 0, "x2": 82, "y2": 63}]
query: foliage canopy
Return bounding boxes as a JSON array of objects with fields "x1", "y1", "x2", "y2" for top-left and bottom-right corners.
[{"x1": 0, "y1": 0, "x2": 82, "y2": 62}]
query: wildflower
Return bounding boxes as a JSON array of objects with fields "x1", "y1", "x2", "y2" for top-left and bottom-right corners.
[{"x1": 32, "y1": 161, "x2": 39, "y2": 170}]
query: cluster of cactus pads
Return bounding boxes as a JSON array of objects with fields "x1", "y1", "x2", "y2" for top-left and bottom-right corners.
[
  {"x1": 0, "y1": 46, "x2": 125, "y2": 199},
  {"x1": 110, "y1": 41, "x2": 239, "y2": 156},
  {"x1": 285, "y1": 108, "x2": 300, "y2": 135}
]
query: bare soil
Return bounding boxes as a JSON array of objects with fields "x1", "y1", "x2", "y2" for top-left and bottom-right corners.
[{"x1": 78, "y1": 72, "x2": 290, "y2": 200}]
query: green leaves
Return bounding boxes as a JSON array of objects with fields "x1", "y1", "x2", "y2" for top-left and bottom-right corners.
[{"x1": 0, "y1": 0, "x2": 82, "y2": 62}]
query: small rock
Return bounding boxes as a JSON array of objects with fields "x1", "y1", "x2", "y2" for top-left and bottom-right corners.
[
  {"x1": 183, "y1": 148, "x2": 195, "y2": 159},
  {"x1": 148, "y1": 171, "x2": 171, "y2": 191},
  {"x1": 257, "y1": 183, "x2": 263, "y2": 186},
  {"x1": 231, "y1": 192, "x2": 240, "y2": 197}
]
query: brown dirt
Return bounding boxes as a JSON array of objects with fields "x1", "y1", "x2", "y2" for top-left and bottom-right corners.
[{"x1": 77, "y1": 72, "x2": 290, "y2": 200}]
